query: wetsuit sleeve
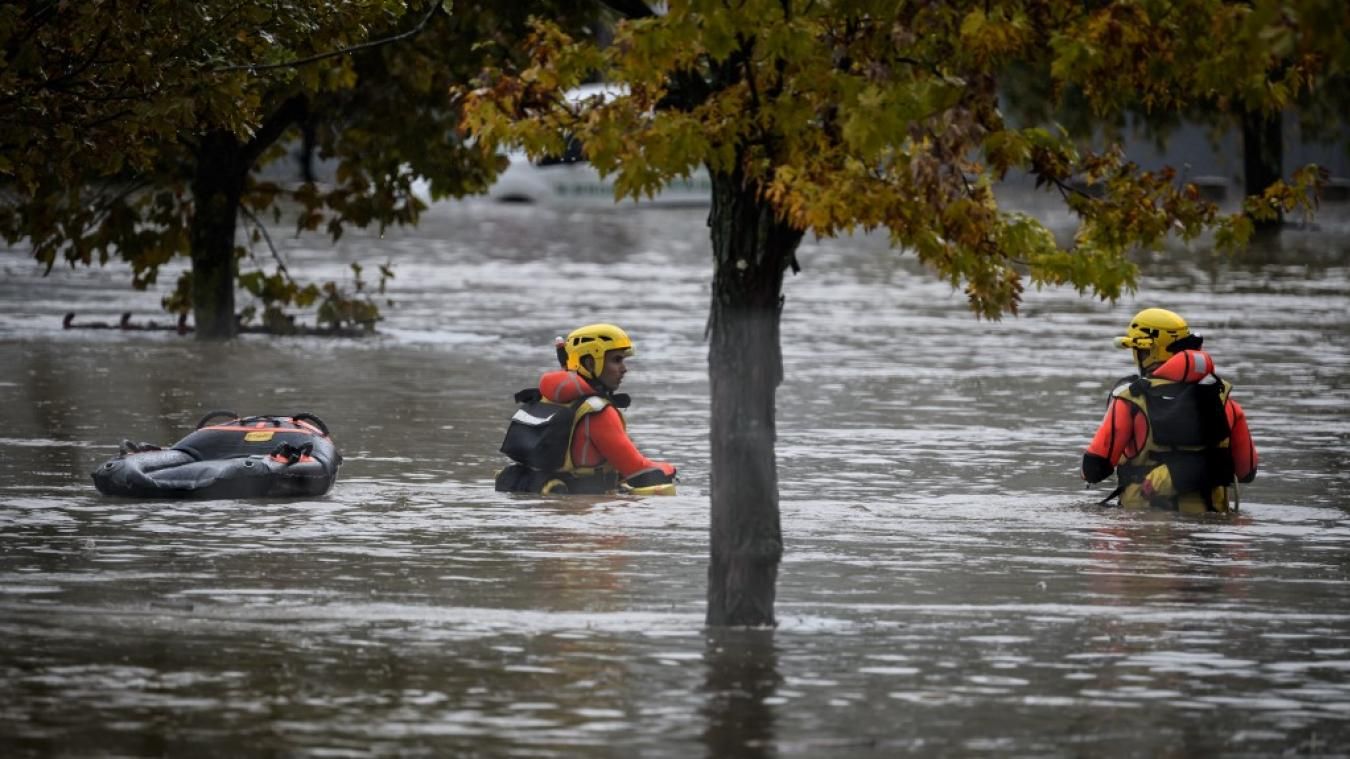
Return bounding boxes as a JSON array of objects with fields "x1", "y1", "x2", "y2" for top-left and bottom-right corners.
[
  {"x1": 585, "y1": 406, "x2": 673, "y2": 479},
  {"x1": 1226, "y1": 397, "x2": 1257, "y2": 483},
  {"x1": 1082, "y1": 397, "x2": 1136, "y2": 483}
]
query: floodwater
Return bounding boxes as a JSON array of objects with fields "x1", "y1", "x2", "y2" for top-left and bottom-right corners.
[{"x1": 1, "y1": 197, "x2": 1348, "y2": 757}]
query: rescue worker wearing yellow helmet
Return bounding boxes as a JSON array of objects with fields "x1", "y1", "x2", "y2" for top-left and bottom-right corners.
[
  {"x1": 495, "y1": 323, "x2": 677, "y2": 495},
  {"x1": 1082, "y1": 308, "x2": 1258, "y2": 512}
]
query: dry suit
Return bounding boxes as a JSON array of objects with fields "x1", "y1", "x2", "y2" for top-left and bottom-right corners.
[
  {"x1": 1082, "y1": 349, "x2": 1257, "y2": 512},
  {"x1": 495, "y1": 370, "x2": 676, "y2": 494}
]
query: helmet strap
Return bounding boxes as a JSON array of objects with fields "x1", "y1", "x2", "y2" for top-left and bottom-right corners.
[
  {"x1": 577, "y1": 356, "x2": 613, "y2": 396},
  {"x1": 578, "y1": 355, "x2": 597, "y2": 380},
  {"x1": 1134, "y1": 349, "x2": 1154, "y2": 376}
]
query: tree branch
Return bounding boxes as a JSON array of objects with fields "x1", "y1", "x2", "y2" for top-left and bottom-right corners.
[
  {"x1": 738, "y1": 36, "x2": 760, "y2": 113},
  {"x1": 239, "y1": 205, "x2": 292, "y2": 281},
  {"x1": 1050, "y1": 175, "x2": 1099, "y2": 203},
  {"x1": 242, "y1": 94, "x2": 308, "y2": 166},
  {"x1": 209, "y1": 0, "x2": 445, "y2": 74},
  {"x1": 896, "y1": 56, "x2": 943, "y2": 78},
  {"x1": 39, "y1": 27, "x2": 113, "y2": 94},
  {"x1": 595, "y1": 0, "x2": 657, "y2": 19}
]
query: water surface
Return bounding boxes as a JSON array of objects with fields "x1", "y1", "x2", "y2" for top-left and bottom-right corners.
[{"x1": 1, "y1": 200, "x2": 1348, "y2": 756}]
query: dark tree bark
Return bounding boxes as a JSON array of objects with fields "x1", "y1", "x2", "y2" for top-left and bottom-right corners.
[
  {"x1": 187, "y1": 97, "x2": 307, "y2": 340},
  {"x1": 705, "y1": 164, "x2": 803, "y2": 628},
  {"x1": 189, "y1": 130, "x2": 248, "y2": 340},
  {"x1": 1242, "y1": 108, "x2": 1284, "y2": 232},
  {"x1": 300, "y1": 114, "x2": 318, "y2": 184}
]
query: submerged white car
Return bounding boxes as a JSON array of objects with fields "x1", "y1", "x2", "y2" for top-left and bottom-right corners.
[
  {"x1": 418, "y1": 84, "x2": 712, "y2": 207},
  {"x1": 485, "y1": 147, "x2": 711, "y2": 206},
  {"x1": 491, "y1": 83, "x2": 711, "y2": 206}
]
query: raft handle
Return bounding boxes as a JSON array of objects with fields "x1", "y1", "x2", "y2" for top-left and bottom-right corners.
[
  {"x1": 270, "y1": 441, "x2": 315, "y2": 465},
  {"x1": 195, "y1": 409, "x2": 240, "y2": 429},
  {"x1": 234, "y1": 415, "x2": 281, "y2": 427},
  {"x1": 292, "y1": 412, "x2": 330, "y2": 436}
]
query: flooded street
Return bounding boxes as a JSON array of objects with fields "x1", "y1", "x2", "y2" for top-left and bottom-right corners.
[{"x1": 2, "y1": 199, "x2": 1348, "y2": 756}]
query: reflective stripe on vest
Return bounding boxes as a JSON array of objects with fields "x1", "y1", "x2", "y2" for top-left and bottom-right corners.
[{"x1": 562, "y1": 395, "x2": 624, "y2": 475}]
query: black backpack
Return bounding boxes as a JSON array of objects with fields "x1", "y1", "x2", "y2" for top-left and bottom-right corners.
[
  {"x1": 1134, "y1": 378, "x2": 1235, "y2": 491},
  {"x1": 499, "y1": 390, "x2": 580, "y2": 472}
]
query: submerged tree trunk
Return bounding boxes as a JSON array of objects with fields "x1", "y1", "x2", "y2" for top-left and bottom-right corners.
[
  {"x1": 1241, "y1": 108, "x2": 1284, "y2": 233},
  {"x1": 705, "y1": 165, "x2": 804, "y2": 627},
  {"x1": 700, "y1": 628, "x2": 780, "y2": 754},
  {"x1": 189, "y1": 130, "x2": 248, "y2": 340},
  {"x1": 187, "y1": 98, "x2": 306, "y2": 340}
]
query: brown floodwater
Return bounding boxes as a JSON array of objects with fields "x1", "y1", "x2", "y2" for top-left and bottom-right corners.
[{"x1": 1, "y1": 199, "x2": 1348, "y2": 756}]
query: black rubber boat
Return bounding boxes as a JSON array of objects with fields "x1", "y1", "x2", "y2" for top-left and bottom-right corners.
[{"x1": 92, "y1": 411, "x2": 341, "y2": 499}]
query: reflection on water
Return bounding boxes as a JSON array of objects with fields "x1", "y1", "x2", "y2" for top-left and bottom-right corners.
[
  {"x1": 1, "y1": 198, "x2": 1349, "y2": 755},
  {"x1": 702, "y1": 629, "x2": 781, "y2": 758}
]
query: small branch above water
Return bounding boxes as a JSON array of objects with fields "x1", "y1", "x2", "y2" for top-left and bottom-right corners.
[{"x1": 62, "y1": 312, "x2": 371, "y2": 338}]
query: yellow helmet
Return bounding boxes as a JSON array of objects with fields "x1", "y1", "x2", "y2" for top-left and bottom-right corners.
[
  {"x1": 1114, "y1": 308, "x2": 1190, "y2": 369},
  {"x1": 565, "y1": 323, "x2": 634, "y2": 379}
]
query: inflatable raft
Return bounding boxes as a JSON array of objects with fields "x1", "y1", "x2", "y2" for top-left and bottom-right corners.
[{"x1": 92, "y1": 411, "x2": 341, "y2": 499}]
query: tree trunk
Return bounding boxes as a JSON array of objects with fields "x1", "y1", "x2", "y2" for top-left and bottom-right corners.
[
  {"x1": 300, "y1": 115, "x2": 318, "y2": 184},
  {"x1": 705, "y1": 165, "x2": 803, "y2": 628},
  {"x1": 189, "y1": 130, "x2": 248, "y2": 340},
  {"x1": 700, "y1": 628, "x2": 780, "y2": 756},
  {"x1": 1241, "y1": 108, "x2": 1284, "y2": 233}
]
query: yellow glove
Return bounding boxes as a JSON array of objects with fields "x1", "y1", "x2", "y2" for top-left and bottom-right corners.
[{"x1": 1140, "y1": 464, "x2": 1175, "y2": 499}]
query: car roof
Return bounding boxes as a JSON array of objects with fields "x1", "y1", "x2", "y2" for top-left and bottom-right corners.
[{"x1": 565, "y1": 83, "x2": 626, "y2": 106}]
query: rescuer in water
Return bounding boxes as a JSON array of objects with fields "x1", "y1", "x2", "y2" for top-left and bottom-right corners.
[
  {"x1": 495, "y1": 323, "x2": 677, "y2": 495},
  {"x1": 1082, "y1": 308, "x2": 1257, "y2": 512}
]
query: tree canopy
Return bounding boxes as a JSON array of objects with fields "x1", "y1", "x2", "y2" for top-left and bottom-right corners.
[
  {"x1": 1, "y1": 0, "x2": 600, "y2": 336},
  {"x1": 459, "y1": 0, "x2": 1344, "y2": 625},
  {"x1": 1000, "y1": 0, "x2": 1350, "y2": 221},
  {"x1": 464, "y1": 0, "x2": 1340, "y2": 317}
]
